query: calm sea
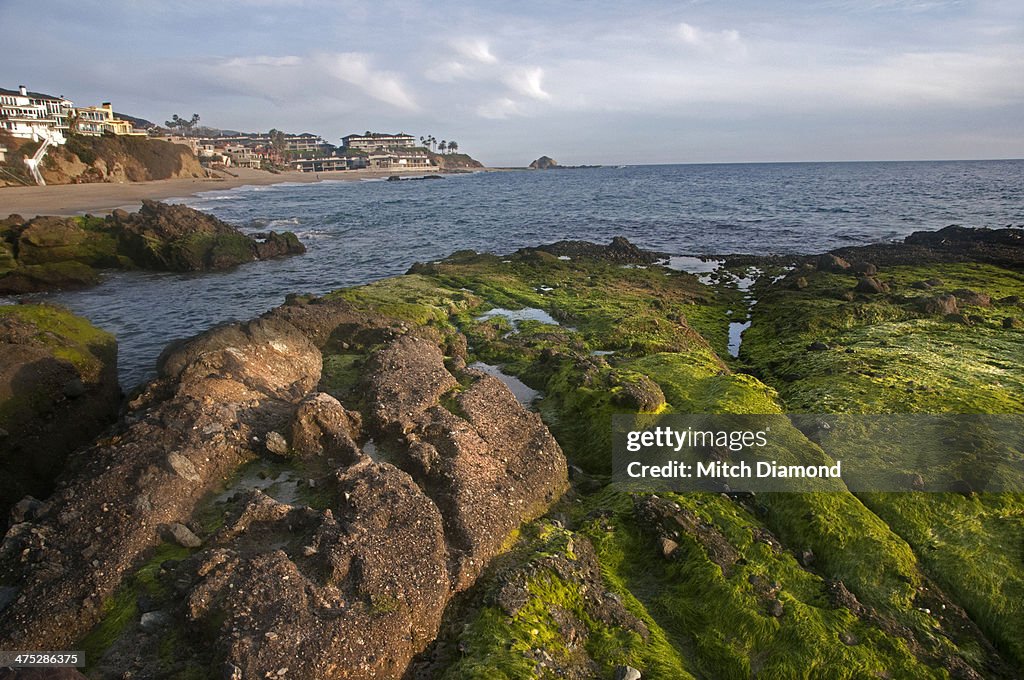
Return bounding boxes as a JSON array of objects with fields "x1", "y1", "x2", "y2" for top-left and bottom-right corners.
[{"x1": 22, "y1": 160, "x2": 1024, "y2": 387}]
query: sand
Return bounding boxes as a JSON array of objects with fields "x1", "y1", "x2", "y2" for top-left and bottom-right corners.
[{"x1": 0, "y1": 168, "x2": 449, "y2": 218}]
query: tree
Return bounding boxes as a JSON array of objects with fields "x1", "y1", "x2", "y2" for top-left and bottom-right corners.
[
  {"x1": 268, "y1": 128, "x2": 287, "y2": 162},
  {"x1": 165, "y1": 113, "x2": 201, "y2": 136},
  {"x1": 438, "y1": 140, "x2": 447, "y2": 154},
  {"x1": 448, "y1": 140, "x2": 458, "y2": 154}
]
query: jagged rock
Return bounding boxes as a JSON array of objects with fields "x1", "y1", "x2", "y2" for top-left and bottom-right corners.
[
  {"x1": 365, "y1": 334, "x2": 568, "y2": 590},
  {"x1": 264, "y1": 431, "x2": 289, "y2": 456},
  {"x1": 0, "y1": 314, "x2": 321, "y2": 650},
  {"x1": 289, "y1": 393, "x2": 361, "y2": 461},
  {"x1": 187, "y1": 468, "x2": 450, "y2": 680},
  {"x1": 1003, "y1": 317, "x2": 1022, "y2": 329},
  {"x1": 769, "y1": 599, "x2": 785, "y2": 617},
  {"x1": 817, "y1": 254, "x2": 851, "y2": 272},
  {"x1": 634, "y1": 496, "x2": 739, "y2": 575},
  {"x1": 799, "y1": 549, "x2": 816, "y2": 567},
  {"x1": 808, "y1": 341, "x2": 830, "y2": 351},
  {"x1": 659, "y1": 536, "x2": 679, "y2": 558},
  {"x1": 15, "y1": 216, "x2": 91, "y2": 265}
]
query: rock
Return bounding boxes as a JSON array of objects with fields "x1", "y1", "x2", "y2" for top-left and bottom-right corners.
[
  {"x1": 252, "y1": 231, "x2": 307, "y2": 260},
  {"x1": 911, "y1": 280, "x2": 934, "y2": 290},
  {"x1": 289, "y1": 393, "x2": 361, "y2": 461},
  {"x1": 925, "y1": 278, "x2": 944, "y2": 287},
  {"x1": 817, "y1": 254, "x2": 851, "y2": 272},
  {"x1": 10, "y1": 496, "x2": 43, "y2": 523},
  {"x1": 768, "y1": 599, "x2": 785, "y2": 617},
  {"x1": 808, "y1": 341, "x2": 830, "y2": 351},
  {"x1": 1003, "y1": 317, "x2": 1022, "y2": 329},
  {"x1": 0, "y1": 305, "x2": 119, "y2": 518},
  {"x1": 529, "y1": 156, "x2": 559, "y2": 170},
  {"x1": 166, "y1": 522, "x2": 202, "y2": 548},
  {"x1": 264, "y1": 431, "x2": 289, "y2": 456},
  {"x1": 851, "y1": 262, "x2": 878, "y2": 276},
  {"x1": 918, "y1": 295, "x2": 958, "y2": 315},
  {"x1": 997, "y1": 295, "x2": 1021, "y2": 306},
  {"x1": 840, "y1": 631, "x2": 859, "y2": 646},
  {"x1": 614, "y1": 665, "x2": 642, "y2": 680},
  {"x1": 223, "y1": 662, "x2": 243, "y2": 680},
  {"x1": 799, "y1": 549, "x2": 816, "y2": 567},
  {"x1": 62, "y1": 377, "x2": 86, "y2": 398},
  {"x1": 611, "y1": 373, "x2": 666, "y2": 411},
  {"x1": 0, "y1": 585, "x2": 17, "y2": 612},
  {"x1": 533, "y1": 237, "x2": 668, "y2": 264},
  {"x1": 946, "y1": 313, "x2": 972, "y2": 325},
  {"x1": 659, "y1": 537, "x2": 679, "y2": 558},
  {"x1": 854, "y1": 276, "x2": 888, "y2": 294},
  {"x1": 15, "y1": 216, "x2": 90, "y2": 265},
  {"x1": 951, "y1": 289, "x2": 992, "y2": 307},
  {"x1": 139, "y1": 610, "x2": 172, "y2": 633},
  {"x1": 793, "y1": 276, "x2": 809, "y2": 290}
]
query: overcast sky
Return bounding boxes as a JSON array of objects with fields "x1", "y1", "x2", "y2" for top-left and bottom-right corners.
[{"x1": 3, "y1": 0, "x2": 1023, "y2": 165}]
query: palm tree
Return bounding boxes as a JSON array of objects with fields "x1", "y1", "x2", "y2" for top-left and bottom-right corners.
[
  {"x1": 448, "y1": 140, "x2": 458, "y2": 155},
  {"x1": 439, "y1": 140, "x2": 447, "y2": 154}
]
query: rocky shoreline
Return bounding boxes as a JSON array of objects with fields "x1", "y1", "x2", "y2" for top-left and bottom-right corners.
[
  {"x1": 0, "y1": 200, "x2": 305, "y2": 294},
  {"x1": 1, "y1": 226, "x2": 1022, "y2": 678}
]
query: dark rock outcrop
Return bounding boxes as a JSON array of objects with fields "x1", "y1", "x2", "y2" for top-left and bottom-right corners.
[
  {"x1": 0, "y1": 294, "x2": 568, "y2": 679},
  {"x1": 0, "y1": 304, "x2": 119, "y2": 520},
  {"x1": 529, "y1": 155, "x2": 559, "y2": 169},
  {"x1": 532, "y1": 237, "x2": 668, "y2": 264},
  {"x1": 0, "y1": 202, "x2": 305, "y2": 293}
]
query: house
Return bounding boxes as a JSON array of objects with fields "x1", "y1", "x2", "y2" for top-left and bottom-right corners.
[
  {"x1": 366, "y1": 149, "x2": 434, "y2": 170},
  {"x1": 342, "y1": 132, "x2": 416, "y2": 152},
  {"x1": 0, "y1": 85, "x2": 74, "y2": 139},
  {"x1": 0, "y1": 145, "x2": 6, "y2": 163},
  {"x1": 223, "y1": 144, "x2": 263, "y2": 169},
  {"x1": 292, "y1": 155, "x2": 368, "y2": 173},
  {"x1": 74, "y1": 103, "x2": 146, "y2": 136}
]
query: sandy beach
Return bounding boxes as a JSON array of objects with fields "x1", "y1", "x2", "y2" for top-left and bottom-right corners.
[{"x1": 0, "y1": 167, "x2": 452, "y2": 218}]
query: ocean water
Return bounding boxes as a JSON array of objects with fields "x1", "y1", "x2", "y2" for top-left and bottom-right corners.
[{"x1": 19, "y1": 160, "x2": 1024, "y2": 388}]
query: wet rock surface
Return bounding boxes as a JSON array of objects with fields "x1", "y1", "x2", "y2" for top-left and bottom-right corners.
[{"x1": 0, "y1": 291, "x2": 568, "y2": 678}]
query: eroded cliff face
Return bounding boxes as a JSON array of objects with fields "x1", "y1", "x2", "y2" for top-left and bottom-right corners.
[
  {"x1": 40, "y1": 136, "x2": 206, "y2": 185},
  {"x1": 0, "y1": 294, "x2": 567, "y2": 679}
]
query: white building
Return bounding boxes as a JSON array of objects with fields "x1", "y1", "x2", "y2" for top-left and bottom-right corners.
[
  {"x1": 342, "y1": 132, "x2": 416, "y2": 152},
  {"x1": 0, "y1": 85, "x2": 74, "y2": 139}
]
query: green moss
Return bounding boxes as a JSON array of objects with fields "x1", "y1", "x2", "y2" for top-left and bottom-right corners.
[{"x1": 0, "y1": 303, "x2": 115, "y2": 381}]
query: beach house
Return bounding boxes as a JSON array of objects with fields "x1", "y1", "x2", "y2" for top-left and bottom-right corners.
[
  {"x1": 341, "y1": 132, "x2": 416, "y2": 152},
  {"x1": 0, "y1": 85, "x2": 74, "y2": 139},
  {"x1": 74, "y1": 103, "x2": 146, "y2": 136}
]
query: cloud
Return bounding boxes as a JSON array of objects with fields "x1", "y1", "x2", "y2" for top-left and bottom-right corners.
[
  {"x1": 222, "y1": 55, "x2": 302, "y2": 68},
  {"x1": 476, "y1": 97, "x2": 522, "y2": 119},
  {"x1": 676, "y1": 22, "x2": 747, "y2": 57},
  {"x1": 504, "y1": 67, "x2": 550, "y2": 100},
  {"x1": 314, "y1": 52, "x2": 419, "y2": 110},
  {"x1": 452, "y1": 38, "x2": 497, "y2": 64}
]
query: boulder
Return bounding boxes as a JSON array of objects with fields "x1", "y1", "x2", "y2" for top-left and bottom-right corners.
[
  {"x1": 851, "y1": 262, "x2": 878, "y2": 276},
  {"x1": 289, "y1": 393, "x2": 362, "y2": 462},
  {"x1": 854, "y1": 277, "x2": 888, "y2": 294},
  {"x1": 0, "y1": 304, "x2": 119, "y2": 519},
  {"x1": 15, "y1": 217, "x2": 88, "y2": 265},
  {"x1": 817, "y1": 254, "x2": 851, "y2": 272},
  {"x1": 951, "y1": 289, "x2": 992, "y2": 307},
  {"x1": 919, "y1": 295, "x2": 958, "y2": 316}
]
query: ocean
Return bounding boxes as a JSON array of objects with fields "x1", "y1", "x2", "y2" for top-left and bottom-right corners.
[{"x1": 26, "y1": 160, "x2": 1024, "y2": 387}]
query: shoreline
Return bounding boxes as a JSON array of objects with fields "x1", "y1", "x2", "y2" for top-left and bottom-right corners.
[{"x1": 0, "y1": 167, "x2": 489, "y2": 218}]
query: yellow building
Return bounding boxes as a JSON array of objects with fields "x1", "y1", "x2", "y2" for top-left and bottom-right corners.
[{"x1": 74, "y1": 103, "x2": 145, "y2": 136}]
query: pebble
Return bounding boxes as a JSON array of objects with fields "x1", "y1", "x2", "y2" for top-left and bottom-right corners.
[
  {"x1": 265, "y1": 431, "x2": 289, "y2": 455},
  {"x1": 167, "y1": 522, "x2": 202, "y2": 548},
  {"x1": 139, "y1": 610, "x2": 172, "y2": 633},
  {"x1": 614, "y1": 665, "x2": 642, "y2": 680}
]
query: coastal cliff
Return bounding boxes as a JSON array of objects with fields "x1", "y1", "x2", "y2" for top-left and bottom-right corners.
[
  {"x1": 0, "y1": 134, "x2": 205, "y2": 188},
  {"x1": 0, "y1": 228, "x2": 1021, "y2": 678}
]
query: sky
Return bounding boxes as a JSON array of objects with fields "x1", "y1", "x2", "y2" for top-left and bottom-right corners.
[{"x1": 2, "y1": 0, "x2": 1023, "y2": 166}]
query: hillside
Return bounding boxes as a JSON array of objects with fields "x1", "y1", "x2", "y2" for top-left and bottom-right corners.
[
  {"x1": 427, "y1": 150, "x2": 485, "y2": 170},
  {"x1": 0, "y1": 133, "x2": 205, "y2": 187}
]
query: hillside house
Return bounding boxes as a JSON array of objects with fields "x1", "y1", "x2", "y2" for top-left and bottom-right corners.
[{"x1": 0, "y1": 85, "x2": 74, "y2": 139}]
